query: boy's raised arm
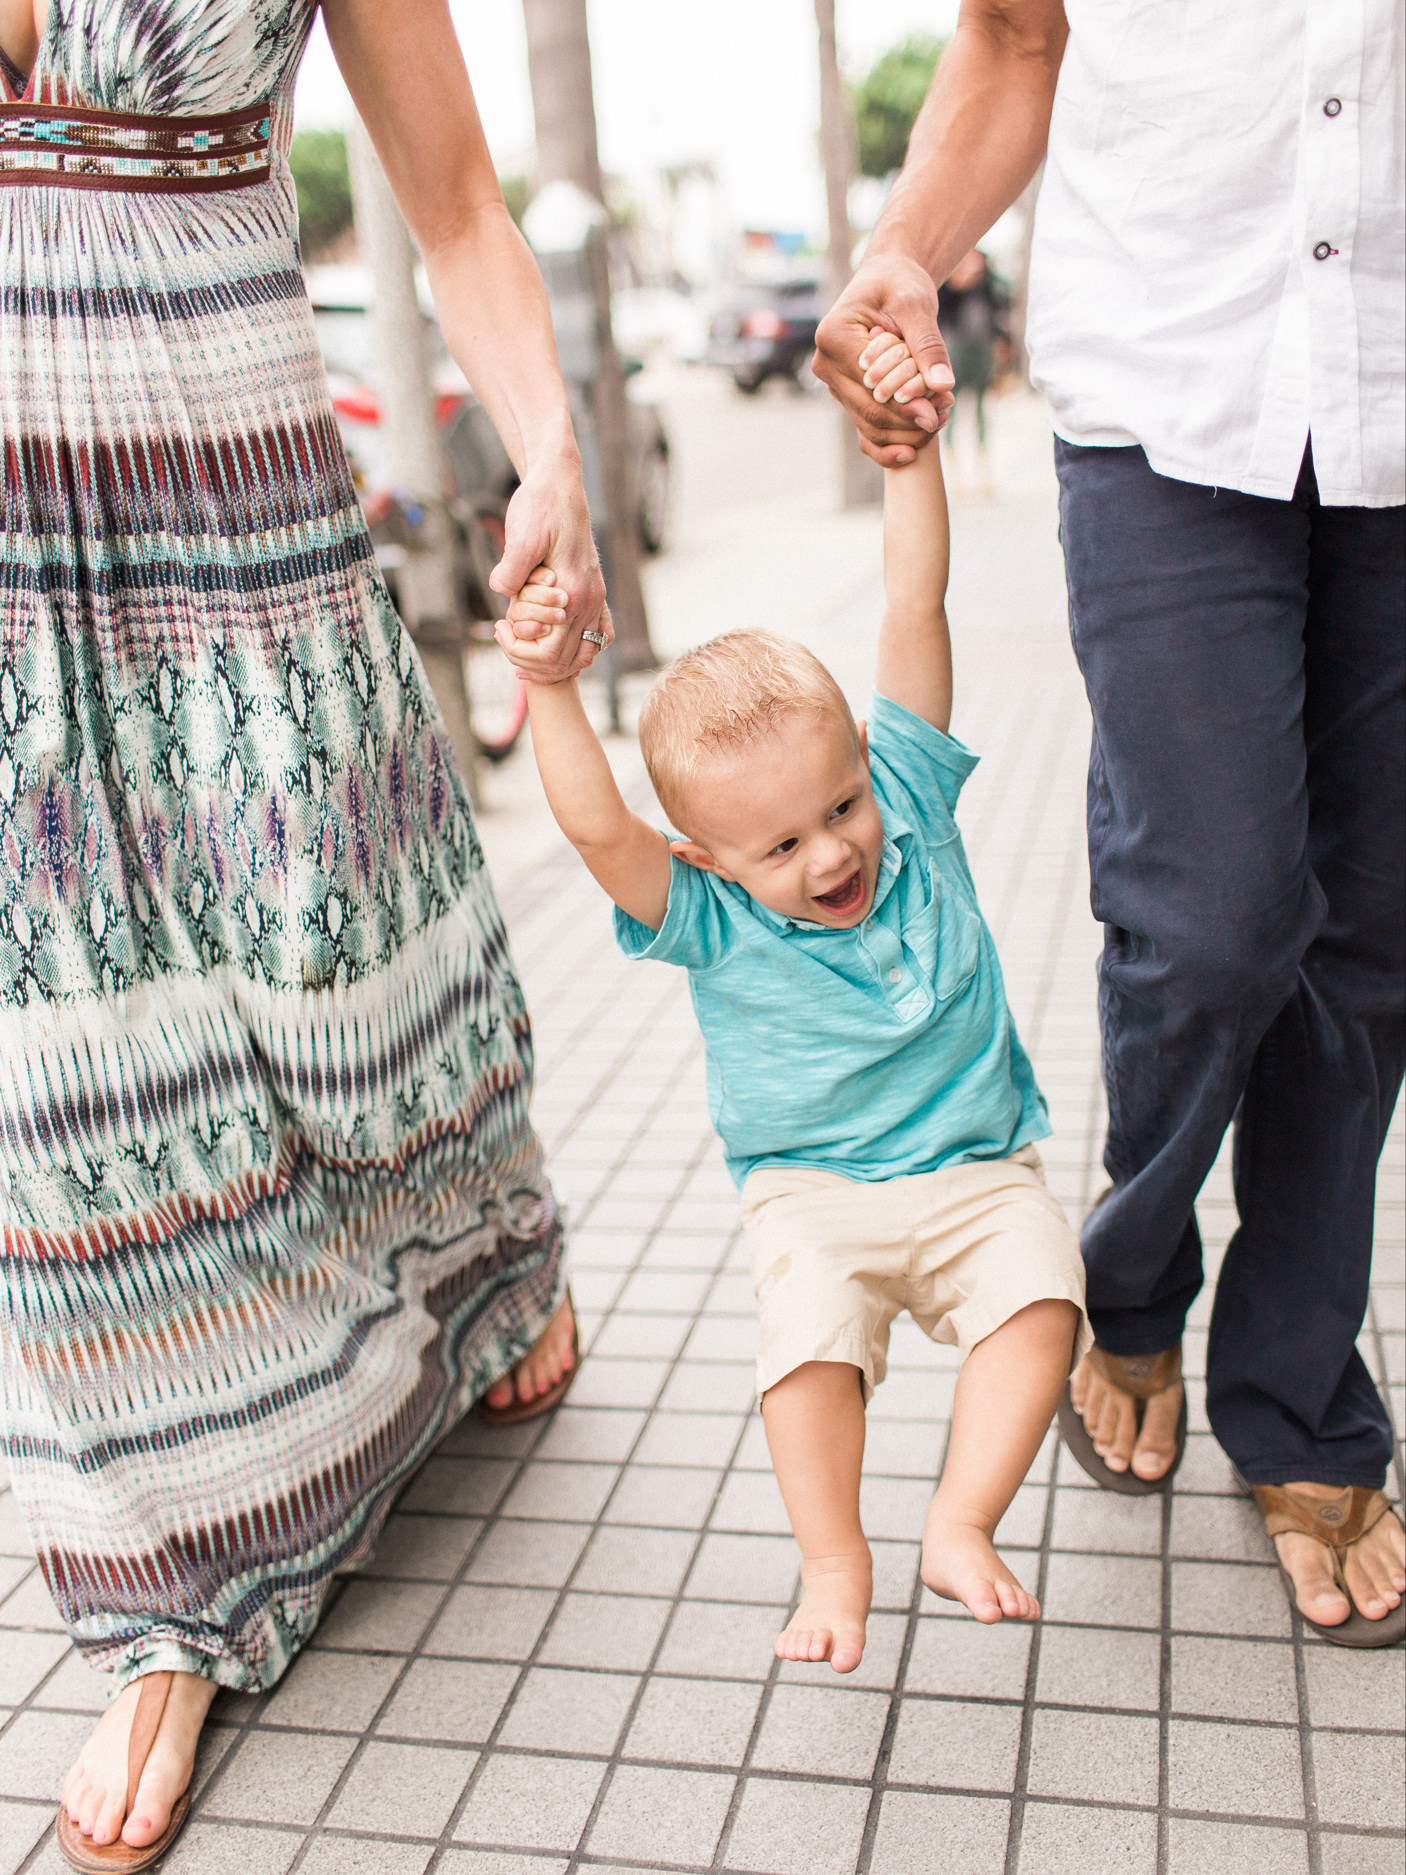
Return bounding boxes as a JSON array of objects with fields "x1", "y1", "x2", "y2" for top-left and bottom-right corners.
[
  {"x1": 513, "y1": 661, "x2": 673, "y2": 933},
  {"x1": 874, "y1": 400, "x2": 954, "y2": 734}
]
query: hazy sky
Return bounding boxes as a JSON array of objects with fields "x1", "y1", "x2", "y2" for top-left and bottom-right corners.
[{"x1": 295, "y1": 1, "x2": 959, "y2": 234}]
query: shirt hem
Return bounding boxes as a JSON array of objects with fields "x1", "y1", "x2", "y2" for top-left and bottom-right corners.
[{"x1": 727, "y1": 1115, "x2": 1052, "y2": 1191}]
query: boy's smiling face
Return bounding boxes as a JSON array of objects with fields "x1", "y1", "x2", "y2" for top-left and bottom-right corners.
[{"x1": 671, "y1": 713, "x2": 885, "y2": 928}]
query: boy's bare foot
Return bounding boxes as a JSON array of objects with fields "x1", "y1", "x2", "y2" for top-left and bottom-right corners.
[
  {"x1": 1070, "y1": 1354, "x2": 1183, "y2": 1482},
  {"x1": 776, "y1": 1551, "x2": 872, "y2": 1674},
  {"x1": 922, "y1": 1505, "x2": 1040, "y2": 1624},
  {"x1": 484, "y1": 1293, "x2": 577, "y2": 1411},
  {"x1": 61, "y1": 1670, "x2": 216, "y2": 1850}
]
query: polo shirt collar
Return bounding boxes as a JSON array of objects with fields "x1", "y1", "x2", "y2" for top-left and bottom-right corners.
[{"x1": 745, "y1": 817, "x2": 914, "y2": 936}]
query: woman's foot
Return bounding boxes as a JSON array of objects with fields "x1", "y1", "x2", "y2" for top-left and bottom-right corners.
[
  {"x1": 776, "y1": 1551, "x2": 872, "y2": 1674},
  {"x1": 483, "y1": 1293, "x2": 577, "y2": 1412},
  {"x1": 922, "y1": 1504, "x2": 1040, "y2": 1624},
  {"x1": 61, "y1": 1671, "x2": 216, "y2": 1851},
  {"x1": 1070, "y1": 1353, "x2": 1184, "y2": 1482},
  {"x1": 1272, "y1": 1484, "x2": 1406, "y2": 1627}
]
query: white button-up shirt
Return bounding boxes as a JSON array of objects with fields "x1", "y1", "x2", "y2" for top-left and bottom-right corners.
[{"x1": 1026, "y1": 0, "x2": 1404, "y2": 508}]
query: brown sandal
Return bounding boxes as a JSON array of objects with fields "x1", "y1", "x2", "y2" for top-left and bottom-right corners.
[
  {"x1": 477, "y1": 1291, "x2": 580, "y2": 1427},
  {"x1": 55, "y1": 1671, "x2": 192, "y2": 1873},
  {"x1": 1252, "y1": 1484, "x2": 1406, "y2": 1649},
  {"x1": 1057, "y1": 1344, "x2": 1187, "y2": 1496}
]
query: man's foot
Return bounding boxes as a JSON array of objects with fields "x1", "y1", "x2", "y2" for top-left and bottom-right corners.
[
  {"x1": 776, "y1": 1551, "x2": 872, "y2": 1674},
  {"x1": 484, "y1": 1293, "x2": 577, "y2": 1412},
  {"x1": 1070, "y1": 1352, "x2": 1183, "y2": 1482},
  {"x1": 1271, "y1": 1484, "x2": 1406, "y2": 1628},
  {"x1": 61, "y1": 1671, "x2": 216, "y2": 1850},
  {"x1": 922, "y1": 1505, "x2": 1039, "y2": 1624}
]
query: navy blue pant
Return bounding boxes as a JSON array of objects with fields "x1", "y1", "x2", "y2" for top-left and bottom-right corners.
[{"x1": 1056, "y1": 440, "x2": 1404, "y2": 1486}]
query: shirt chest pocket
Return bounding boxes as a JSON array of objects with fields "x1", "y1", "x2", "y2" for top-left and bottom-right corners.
[{"x1": 930, "y1": 863, "x2": 983, "y2": 1004}]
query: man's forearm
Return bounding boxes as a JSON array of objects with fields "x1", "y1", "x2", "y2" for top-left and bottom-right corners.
[{"x1": 870, "y1": 1, "x2": 1066, "y2": 285}]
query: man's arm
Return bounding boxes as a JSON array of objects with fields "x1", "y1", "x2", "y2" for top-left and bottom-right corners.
[
  {"x1": 874, "y1": 441, "x2": 953, "y2": 734},
  {"x1": 813, "y1": 0, "x2": 1068, "y2": 466}
]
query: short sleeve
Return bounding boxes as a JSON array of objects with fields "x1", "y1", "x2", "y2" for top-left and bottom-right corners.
[
  {"x1": 613, "y1": 850, "x2": 736, "y2": 971},
  {"x1": 868, "y1": 692, "x2": 979, "y2": 831}
]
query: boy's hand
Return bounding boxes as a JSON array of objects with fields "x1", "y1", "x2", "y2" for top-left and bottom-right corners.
[
  {"x1": 859, "y1": 326, "x2": 927, "y2": 415},
  {"x1": 497, "y1": 564, "x2": 610, "y2": 685}
]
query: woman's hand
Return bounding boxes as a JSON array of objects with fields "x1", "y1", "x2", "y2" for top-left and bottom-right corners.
[{"x1": 491, "y1": 461, "x2": 611, "y2": 682}]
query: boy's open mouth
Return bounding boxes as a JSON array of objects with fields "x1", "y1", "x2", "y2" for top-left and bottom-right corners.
[{"x1": 813, "y1": 868, "x2": 866, "y2": 916}]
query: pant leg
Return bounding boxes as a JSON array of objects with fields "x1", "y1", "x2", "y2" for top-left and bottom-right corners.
[
  {"x1": 1208, "y1": 471, "x2": 1404, "y2": 1484},
  {"x1": 1055, "y1": 440, "x2": 1325, "y2": 1354}
]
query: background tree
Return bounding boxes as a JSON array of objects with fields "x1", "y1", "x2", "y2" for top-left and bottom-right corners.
[
  {"x1": 290, "y1": 128, "x2": 354, "y2": 256},
  {"x1": 852, "y1": 33, "x2": 946, "y2": 180}
]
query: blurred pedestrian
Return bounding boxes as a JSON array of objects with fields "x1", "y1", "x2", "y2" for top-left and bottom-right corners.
[
  {"x1": 1, "y1": 2, "x2": 602, "y2": 1867},
  {"x1": 815, "y1": 0, "x2": 1405, "y2": 1648},
  {"x1": 938, "y1": 248, "x2": 1009, "y2": 499}
]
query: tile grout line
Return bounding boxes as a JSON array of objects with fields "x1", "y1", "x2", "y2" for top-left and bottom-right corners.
[{"x1": 1001, "y1": 1430, "x2": 1060, "y2": 1875}]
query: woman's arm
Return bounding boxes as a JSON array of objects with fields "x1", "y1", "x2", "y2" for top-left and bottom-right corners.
[{"x1": 322, "y1": 0, "x2": 605, "y2": 680}]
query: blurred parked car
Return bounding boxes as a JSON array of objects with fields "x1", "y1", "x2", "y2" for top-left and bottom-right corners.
[
  {"x1": 309, "y1": 272, "x2": 673, "y2": 559},
  {"x1": 704, "y1": 278, "x2": 824, "y2": 393}
]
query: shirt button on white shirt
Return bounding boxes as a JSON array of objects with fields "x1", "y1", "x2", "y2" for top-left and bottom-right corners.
[{"x1": 1323, "y1": 97, "x2": 1342, "y2": 117}]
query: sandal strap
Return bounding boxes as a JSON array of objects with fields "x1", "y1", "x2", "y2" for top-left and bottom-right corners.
[
  {"x1": 125, "y1": 1671, "x2": 173, "y2": 1821},
  {"x1": 1086, "y1": 1343, "x2": 1182, "y2": 1401},
  {"x1": 1252, "y1": 1484, "x2": 1394, "y2": 1557}
]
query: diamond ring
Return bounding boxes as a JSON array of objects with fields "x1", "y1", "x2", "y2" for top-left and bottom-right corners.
[{"x1": 581, "y1": 629, "x2": 609, "y2": 648}]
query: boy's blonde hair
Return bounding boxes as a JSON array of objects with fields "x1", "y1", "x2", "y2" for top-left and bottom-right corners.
[{"x1": 638, "y1": 630, "x2": 855, "y2": 828}]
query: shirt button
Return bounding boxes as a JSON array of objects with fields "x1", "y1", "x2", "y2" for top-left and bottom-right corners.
[
  {"x1": 1323, "y1": 97, "x2": 1342, "y2": 117},
  {"x1": 888, "y1": 968, "x2": 902, "y2": 983},
  {"x1": 864, "y1": 919, "x2": 873, "y2": 931},
  {"x1": 1313, "y1": 241, "x2": 1334, "y2": 261}
]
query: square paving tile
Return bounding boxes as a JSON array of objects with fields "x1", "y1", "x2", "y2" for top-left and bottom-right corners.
[
  {"x1": 297, "y1": 1841, "x2": 432, "y2": 1875},
  {"x1": 376, "y1": 1659, "x2": 519, "y2": 1744},
  {"x1": 452, "y1": 1752, "x2": 603, "y2": 1852},
  {"x1": 887, "y1": 1696, "x2": 1021, "y2": 1792},
  {"x1": 654, "y1": 1600, "x2": 786, "y2": 1681},
  {"x1": 903, "y1": 1615, "x2": 1032, "y2": 1701},
  {"x1": 464, "y1": 1520, "x2": 589, "y2": 1589},
  {"x1": 425, "y1": 1585, "x2": 556, "y2": 1661},
  {"x1": 0, "y1": 1799, "x2": 50, "y2": 1874},
  {"x1": 163, "y1": 1823, "x2": 304, "y2": 1875},
  {"x1": 534, "y1": 1407, "x2": 646, "y2": 1463},
  {"x1": 606, "y1": 1465, "x2": 724, "y2": 1529},
  {"x1": 1170, "y1": 1494, "x2": 1275, "y2": 1565},
  {"x1": 0, "y1": 1712, "x2": 92, "y2": 1801},
  {"x1": 1170, "y1": 1561, "x2": 1291, "y2": 1638},
  {"x1": 262, "y1": 1649, "x2": 402, "y2": 1731},
  {"x1": 1302, "y1": 1638, "x2": 1406, "y2": 1729},
  {"x1": 1041, "y1": 1553, "x2": 1162, "y2": 1629},
  {"x1": 537, "y1": 1592, "x2": 671, "y2": 1671},
  {"x1": 1017, "y1": 1800, "x2": 1159, "y2": 1874},
  {"x1": 1166, "y1": 1818, "x2": 1310, "y2": 1874},
  {"x1": 1169, "y1": 1635, "x2": 1297, "y2": 1723},
  {"x1": 1049, "y1": 1488, "x2": 1163, "y2": 1556},
  {"x1": 869, "y1": 1790, "x2": 1009, "y2": 1875},
  {"x1": 1311, "y1": 1728, "x2": 1405, "y2": 1831},
  {"x1": 313, "y1": 1580, "x2": 442, "y2": 1654},
  {"x1": 1026, "y1": 1708, "x2": 1160, "y2": 1807},
  {"x1": 749, "y1": 1683, "x2": 890, "y2": 1779},
  {"x1": 201, "y1": 1730, "x2": 355, "y2": 1826},
  {"x1": 723, "y1": 1776, "x2": 871, "y2": 1875},
  {"x1": 324, "y1": 1739, "x2": 476, "y2": 1836},
  {"x1": 0, "y1": 1634, "x2": 70, "y2": 1708},
  {"x1": 496, "y1": 1666, "x2": 639, "y2": 1755},
  {"x1": 633, "y1": 1412, "x2": 745, "y2": 1468},
  {"x1": 685, "y1": 1532, "x2": 798, "y2": 1603},
  {"x1": 624, "y1": 1675, "x2": 762, "y2": 1766},
  {"x1": 360, "y1": 1514, "x2": 483, "y2": 1581},
  {"x1": 573, "y1": 1523, "x2": 696, "y2": 1597},
  {"x1": 399, "y1": 1458, "x2": 514, "y2": 1519},
  {"x1": 1318, "y1": 1833, "x2": 1406, "y2": 1875},
  {"x1": 586, "y1": 1763, "x2": 735, "y2": 1865},
  {"x1": 1166, "y1": 1718, "x2": 1303, "y2": 1819},
  {"x1": 1036, "y1": 1623, "x2": 1161, "y2": 1711},
  {"x1": 499, "y1": 1462, "x2": 619, "y2": 1523}
]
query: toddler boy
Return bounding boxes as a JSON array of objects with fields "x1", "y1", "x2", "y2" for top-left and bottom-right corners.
[{"x1": 498, "y1": 339, "x2": 1090, "y2": 1671}]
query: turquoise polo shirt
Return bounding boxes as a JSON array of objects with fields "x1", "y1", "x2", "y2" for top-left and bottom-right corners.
[{"x1": 614, "y1": 692, "x2": 1049, "y2": 1188}]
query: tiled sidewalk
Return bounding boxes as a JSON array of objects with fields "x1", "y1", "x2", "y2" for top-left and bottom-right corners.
[{"x1": 0, "y1": 400, "x2": 1400, "y2": 1874}]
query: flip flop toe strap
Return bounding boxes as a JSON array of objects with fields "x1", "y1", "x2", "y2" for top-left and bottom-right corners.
[
  {"x1": 1086, "y1": 1343, "x2": 1182, "y2": 1401},
  {"x1": 1252, "y1": 1484, "x2": 1395, "y2": 1568},
  {"x1": 124, "y1": 1673, "x2": 173, "y2": 1828}
]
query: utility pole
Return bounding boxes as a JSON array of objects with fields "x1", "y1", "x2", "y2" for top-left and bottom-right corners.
[
  {"x1": 815, "y1": 0, "x2": 882, "y2": 510},
  {"x1": 522, "y1": 0, "x2": 655, "y2": 673},
  {"x1": 347, "y1": 122, "x2": 479, "y2": 798}
]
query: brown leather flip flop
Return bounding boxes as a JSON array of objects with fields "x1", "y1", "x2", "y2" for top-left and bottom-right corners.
[
  {"x1": 477, "y1": 1291, "x2": 580, "y2": 1427},
  {"x1": 1252, "y1": 1483, "x2": 1406, "y2": 1649},
  {"x1": 55, "y1": 1670, "x2": 192, "y2": 1873},
  {"x1": 1057, "y1": 1343, "x2": 1187, "y2": 1496}
]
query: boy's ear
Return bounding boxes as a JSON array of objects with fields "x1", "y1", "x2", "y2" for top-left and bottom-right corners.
[
  {"x1": 669, "y1": 839, "x2": 736, "y2": 883},
  {"x1": 857, "y1": 720, "x2": 870, "y2": 765}
]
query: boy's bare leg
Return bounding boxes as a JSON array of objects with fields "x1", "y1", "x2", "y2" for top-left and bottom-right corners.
[
  {"x1": 923, "y1": 1299, "x2": 1079, "y2": 1622},
  {"x1": 763, "y1": 1361, "x2": 871, "y2": 1674}
]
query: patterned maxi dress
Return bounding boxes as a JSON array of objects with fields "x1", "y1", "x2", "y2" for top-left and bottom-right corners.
[{"x1": 0, "y1": 0, "x2": 564, "y2": 1692}]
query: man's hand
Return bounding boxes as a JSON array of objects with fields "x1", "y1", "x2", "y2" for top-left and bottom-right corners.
[
  {"x1": 813, "y1": 255, "x2": 955, "y2": 466},
  {"x1": 490, "y1": 457, "x2": 611, "y2": 681}
]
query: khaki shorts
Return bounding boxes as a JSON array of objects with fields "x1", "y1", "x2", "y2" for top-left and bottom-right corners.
[{"x1": 741, "y1": 1146, "x2": 1093, "y2": 1401}]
